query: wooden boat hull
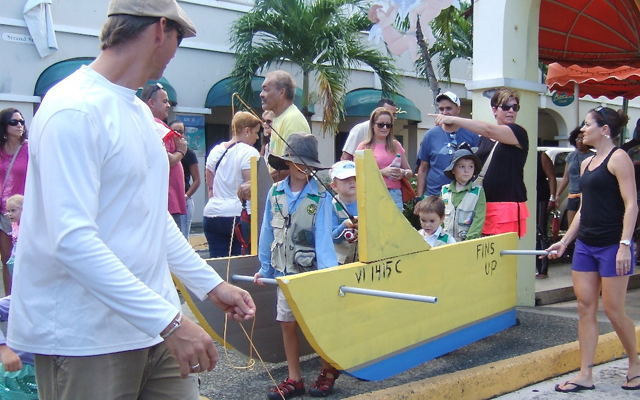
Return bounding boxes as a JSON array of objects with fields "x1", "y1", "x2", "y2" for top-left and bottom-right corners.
[
  {"x1": 179, "y1": 150, "x2": 518, "y2": 380},
  {"x1": 279, "y1": 233, "x2": 517, "y2": 381}
]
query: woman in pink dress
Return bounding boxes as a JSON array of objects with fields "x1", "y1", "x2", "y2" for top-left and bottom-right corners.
[
  {"x1": 357, "y1": 106, "x2": 413, "y2": 211},
  {"x1": 0, "y1": 109, "x2": 28, "y2": 295}
]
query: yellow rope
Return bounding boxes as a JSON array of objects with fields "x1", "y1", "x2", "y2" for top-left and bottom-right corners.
[{"x1": 214, "y1": 93, "x2": 283, "y2": 397}]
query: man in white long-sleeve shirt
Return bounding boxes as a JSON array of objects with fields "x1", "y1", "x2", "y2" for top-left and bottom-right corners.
[{"x1": 7, "y1": 0, "x2": 255, "y2": 399}]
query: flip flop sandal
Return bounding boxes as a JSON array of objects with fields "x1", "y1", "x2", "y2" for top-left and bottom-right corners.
[
  {"x1": 622, "y1": 375, "x2": 640, "y2": 390},
  {"x1": 554, "y1": 381, "x2": 595, "y2": 393}
]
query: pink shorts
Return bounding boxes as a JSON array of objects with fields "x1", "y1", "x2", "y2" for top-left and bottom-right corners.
[{"x1": 483, "y1": 202, "x2": 529, "y2": 238}]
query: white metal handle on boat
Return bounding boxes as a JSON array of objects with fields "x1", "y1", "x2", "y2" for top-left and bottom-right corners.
[
  {"x1": 500, "y1": 250, "x2": 558, "y2": 256},
  {"x1": 339, "y1": 286, "x2": 437, "y2": 304},
  {"x1": 231, "y1": 274, "x2": 278, "y2": 285}
]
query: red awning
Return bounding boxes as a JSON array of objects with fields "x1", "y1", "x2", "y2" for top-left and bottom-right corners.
[
  {"x1": 546, "y1": 63, "x2": 640, "y2": 100},
  {"x1": 539, "y1": 0, "x2": 640, "y2": 68}
]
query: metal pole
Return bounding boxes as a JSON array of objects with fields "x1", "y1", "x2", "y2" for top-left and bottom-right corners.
[
  {"x1": 339, "y1": 286, "x2": 437, "y2": 304},
  {"x1": 500, "y1": 250, "x2": 558, "y2": 256},
  {"x1": 231, "y1": 274, "x2": 278, "y2": 285}
]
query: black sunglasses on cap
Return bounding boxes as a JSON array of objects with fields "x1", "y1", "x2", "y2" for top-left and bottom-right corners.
[
  {"x1": 147, "y1": 82, "x2": 165, "y2": 100},
  {"x1": 594, "y1": 106, "x2": 609, "y2": 127},
  {"x1": 8, "y1": 119, "x2": 25, "y2": 127},
  {"x1": 498, "y1": 104, "x2": 520, "y2": 112},
  {"x1": 458, "y1": 142, "x2": 473, "y2": 152}
]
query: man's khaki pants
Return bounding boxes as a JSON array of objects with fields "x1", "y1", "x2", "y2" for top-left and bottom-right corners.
[{"x1": 35, "y1": 342, "x2": 199, "y2": 400}]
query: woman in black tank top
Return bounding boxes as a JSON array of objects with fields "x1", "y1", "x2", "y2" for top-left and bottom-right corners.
[{"x1": 546, "y1": 107, "x2": 640, "y2": 392}]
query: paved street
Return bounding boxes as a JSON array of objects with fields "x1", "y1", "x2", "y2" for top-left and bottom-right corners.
[
  {"x1": 186, "y1": 258, "x2": 640, "y2": 399},
  {"x1": 5, "y1": 237, "x2": 638, "y2": 400}
]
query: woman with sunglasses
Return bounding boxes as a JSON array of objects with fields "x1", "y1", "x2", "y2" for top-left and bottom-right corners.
[
  {"x1": 431, "y1": 87, "x2": 529, "y2": 237},
  {"x1": 0, "y1": 108, "x2": 28, "y2": 295},
  {"x1": 546, "y1": 108, "x2": 640, "y2": 392},
  {"x1": 357, "y1": 106, "x2": 413, "y2": 211}
]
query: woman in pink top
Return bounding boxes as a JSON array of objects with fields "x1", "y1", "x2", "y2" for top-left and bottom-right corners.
[
  {"x1": 0, "y1": 109, "x2": 28, "y2": 295},
  {"x1": 357, "y1": 107, "x2": 413, "y2": 211}
]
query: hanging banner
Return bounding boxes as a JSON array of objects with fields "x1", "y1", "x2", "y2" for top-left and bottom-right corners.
[{"x1": 176, "y1": 114, "x2": 205, "y2": 157}]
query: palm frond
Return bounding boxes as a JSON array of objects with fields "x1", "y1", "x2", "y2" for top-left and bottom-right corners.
[{"x1": 229, "y1": 0, "x2": 401, "y2": 135}]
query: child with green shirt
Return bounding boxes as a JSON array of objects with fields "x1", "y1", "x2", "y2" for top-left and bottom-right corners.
[{"x1": 440, "y1": 147, "x2": 486, "y2": 241}]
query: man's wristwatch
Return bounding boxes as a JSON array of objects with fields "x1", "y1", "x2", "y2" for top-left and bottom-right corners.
[
  {"x1": 160, "y1": 313, "x2": 182, "y2": 339},
  {"x1": 620, "y1": 240, "x2": 632, "y2": 246}
]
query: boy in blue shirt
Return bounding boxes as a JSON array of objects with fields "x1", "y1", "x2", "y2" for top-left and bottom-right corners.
[{"x1": 254, "y1": 133, "x2": 339, "y2": 398}]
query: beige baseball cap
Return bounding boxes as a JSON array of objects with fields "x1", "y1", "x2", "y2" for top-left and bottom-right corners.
[{"x1": 108, "y1": 0, "x2": 196, "y2": 39}]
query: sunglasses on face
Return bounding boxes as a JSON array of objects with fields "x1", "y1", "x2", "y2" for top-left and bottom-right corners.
[
  {"x1": 165, "y1": 19, "x2": 184, "y2": 46},
  {"x1": 8, "y1": 119, "x2": 25, "y2": 127},
  {"x1": 498, "y1": 104, "x2": 520, "y2": 112},
  {"x1": 375, "y1": 122, "x2": 393, "y2": 129}
]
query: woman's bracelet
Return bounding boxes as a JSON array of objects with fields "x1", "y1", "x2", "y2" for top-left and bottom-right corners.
[
  {"x1": 177, "y1": 150, "x2": 186, "y2": 156},
  {"x1": 560, "y1": 239, "x2": 568, "y2": 246}
]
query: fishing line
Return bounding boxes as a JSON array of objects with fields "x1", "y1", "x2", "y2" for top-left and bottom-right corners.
[{"x1": 231, "y1": 92, "x2": 356, "y2": 222}]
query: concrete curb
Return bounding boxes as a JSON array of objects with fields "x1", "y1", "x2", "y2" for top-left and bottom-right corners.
[{"x1": 346, "y1": 328, "x2": 640, "y2": 400}]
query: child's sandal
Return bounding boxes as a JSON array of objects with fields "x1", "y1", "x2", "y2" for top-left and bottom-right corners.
[
  {"x1": 267, "y1": 378, "x2": 305, "y2": 400},
  {"x1": 309, "y1": 367, "x2": 340, "y2": 397}
]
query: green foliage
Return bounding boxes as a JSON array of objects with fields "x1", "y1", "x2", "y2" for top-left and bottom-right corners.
[
  {"x1": 229, "y1": 0, "x2": 401, "y2": 135},
  {"x1": 428, "y1": 1, "x2": 473, "y2": 83}
]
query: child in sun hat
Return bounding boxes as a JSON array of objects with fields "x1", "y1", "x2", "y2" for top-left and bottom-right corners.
[
  {"x1": 254, "y1": 132, "x2": 340, "y2": 398},
  {"x1": 440, "y1": 145, "x2": 486, "y2": 241}
]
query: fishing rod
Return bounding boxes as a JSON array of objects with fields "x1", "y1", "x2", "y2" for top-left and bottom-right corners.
[{"x1": 231, "y1": 92, "x2": 357, "y2": 222}]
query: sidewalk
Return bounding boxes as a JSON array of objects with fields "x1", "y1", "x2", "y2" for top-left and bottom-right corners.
[
  {"x1": 495, "y1": 358, "x2": 639, "y2": 399},
  {"x1": 492, "y1": 263, "x2": 640, "y2": 400}
]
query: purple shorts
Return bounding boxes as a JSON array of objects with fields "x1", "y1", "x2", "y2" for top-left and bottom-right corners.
[{"x1": 572, "y1": 239, "x2": 635, "y2": 277}]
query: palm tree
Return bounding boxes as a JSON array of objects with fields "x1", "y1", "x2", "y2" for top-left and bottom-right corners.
[
  {"x1": 229, "y1": 0, "x2": 401, "y2": 135},
  {"x1": 428, "y1": 1, "x2": 473, "y2": 84}
]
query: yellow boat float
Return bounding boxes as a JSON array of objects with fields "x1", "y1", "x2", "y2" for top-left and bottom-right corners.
[{"x1": 177, "y1": 150, "x2": 527, "y2": 381}]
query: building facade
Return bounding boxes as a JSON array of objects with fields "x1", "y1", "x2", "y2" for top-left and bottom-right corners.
[{"x1": 2, "y1": 0, "x2": 639, "y2": 224}]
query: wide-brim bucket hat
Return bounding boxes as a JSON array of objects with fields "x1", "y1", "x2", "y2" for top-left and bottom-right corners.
[
  {"x1": 268, "y1": 132, "x2": 328, "y2": 171},
  {"x1": 444, "y1": 148, "x2": 482, "y2": 180}
]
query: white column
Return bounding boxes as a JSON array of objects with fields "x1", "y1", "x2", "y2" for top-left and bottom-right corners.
[{"x1": 468, "y1": 0, "x2": 545, "y2": 306}]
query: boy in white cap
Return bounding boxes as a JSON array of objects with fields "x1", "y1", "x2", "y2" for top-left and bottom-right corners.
[
  {"x1": 330, "y1": 160, "x2": 359, "y2": 264},
  {"x1": 255, "y1": 133, "x2": 340, "y2": 398}
]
